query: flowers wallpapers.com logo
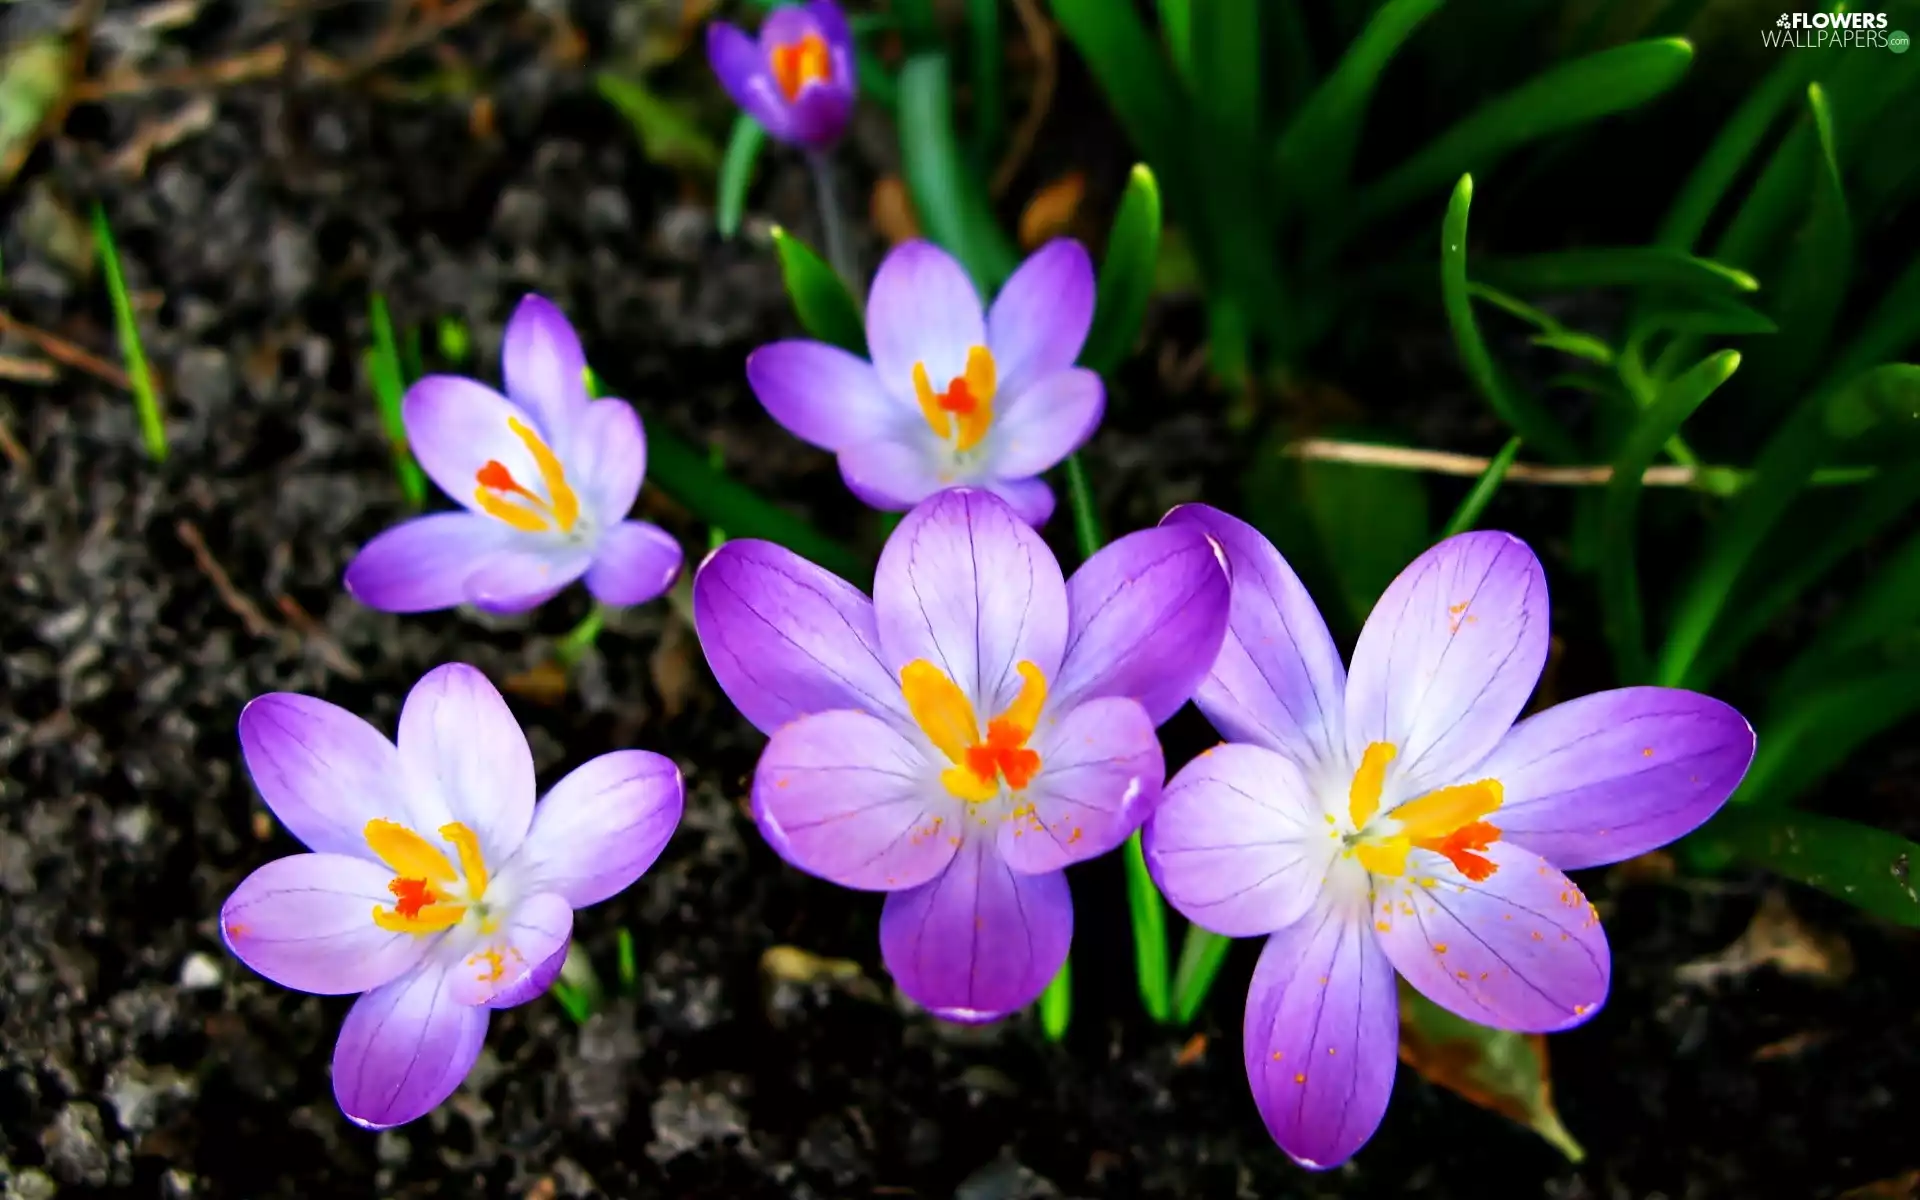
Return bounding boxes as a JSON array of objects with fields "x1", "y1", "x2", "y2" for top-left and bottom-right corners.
[{"x1": 1763, "y1": 11, "x2": 1905, "y2": 49}]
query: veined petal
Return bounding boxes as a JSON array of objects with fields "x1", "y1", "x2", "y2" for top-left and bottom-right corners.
[
  {"x1": 515, "y1": 750, "x2": 684, "y2": 908},
  {"x1": 563, "y1": 398, "x2": 647, "y2": 528},
  {"x1": 1244, "y1": 886, "x2": 1399, "y2": 1171},
  {"x1": 402, "y1": 375, "x2": 547, "y2": 518},
  {"x1": 980, "y1": 476, "x2": 1055, "y2": 527},
  {"x1": 987, "y1": 239, "x2": 1096, "y2": 398},
  {"x1": 332, "y1": 966, "x2": 489, "y2": 1130},
  {"x1": 879, "y1": 840, "x2": 1072, "y2": 1022},
  {"x1": 344, "y1": 513, "x2": 519, "y2": 615},
  {"x1": 866, "y1": 241, "x2": 986, "y2": 405},
  {"x1": 463, "y1": 545, "x2": 593, "y2": 613},
  {"x1": 746, "y1": 340, "x2": 903, "y2": 451},
  {"x1": 221, "y1": 854, "x2": 431, "y2": 995},
  {"x1": 873, "y1": 488, "x2": 1069, "y2": 715},
  {"x1": 585, "y1": 521, "x2": 683, "y2": 607},
  {"x1": 446, "y1": 892, "x2": 573, "y2": 1008},
  {"x1": 1145, "y1": 742, "x2": 1338, "y2": 937},
  {"x1": 1162, "y1": 504, "x2": 1347, "y2": 770},
  {"x1": 1477, "y1": 687, "x2": 1755, "y2": 869},
  {"x1": 838, "y1": 438, "x2": 944, "y2": 512},
  {"x1": 998, "y1": 696, "x2": 1161, "y2": 874},
  {"x1": 236, "y1": 693, "x2": 430, "y2": 857},
  {"x1": 501, "y1": 294, "x2": 589, "y2": 440},
  {"x1": 708, "y1": 22, "x2": 792, "y2": 138},
  {"x1": 397, "y1": 664, "x2": 535, "y2": 864},
  {"x1": 1344, "y1": 532, "x2": 1549, "y2": 796},
  {"x1": 989, "y1": 368, "x2": 1103, "y2": 479},
  {"x1": 1053, "y1": 523, "x2": 1231, "y2": 725},
  {"x1": 754, "y1": 709, "x2": 959, "y2": 890},
  {"x1": 1373, "y1": 839, "x2": 1610, "y2": 1033},
  {"x1": 487, "y1": 942, "x2": 568, "y2": 1011}
]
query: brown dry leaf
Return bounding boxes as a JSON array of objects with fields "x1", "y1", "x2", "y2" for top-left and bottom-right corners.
[
  {"x1": 1751, "y1": 1029, "x2": 1832, "y2": 1062},
  {"x1": 501, "y1": 661, "x2": 570, "y2": 707},
  {"x1": 649, "y1": 619, "x2": 699, "y2": 719},
  {"x1": 1675, "y1": 890, "x2": 1853, "y2": 987},
  {"x1": 0, "y1": 355, "x2": 59, "y2": 384},
  {"x1": 1017, "y1": 170, "x2": 1085, "y2": 250},
  {"x1": 1840, "y1": 1171, "x2": 1920, "y2": 1200},
  {"x1": 1398, "y1": 982, "x2": 1584, "y2": 1161},
  {"x1": 1174, "y1": 1032, "x2": 1208, "y2": 1068},
  {"x1": 870, "y1": 175, "x2": 921, "y2": 246}
]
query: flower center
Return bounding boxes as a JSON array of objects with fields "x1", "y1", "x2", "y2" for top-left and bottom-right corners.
[
  {"x1": 900, "y1": 658, "x2": 1046, "y2": 802},
  {"x1": 769, "y1": 32, "x2": 832, "y2": 102},
  {"x1": 472, "y1": 415, "x2": 581, "y2": 534},
  {"x1": 912, "y1": 345, "x2": 997, "y2": 455},
  {"x1": 365, "y1": 818, "x2": 496, "y2": 935},
  {"x1": 1343, "y1": 742, "x2": 1504, "y2": 882}
]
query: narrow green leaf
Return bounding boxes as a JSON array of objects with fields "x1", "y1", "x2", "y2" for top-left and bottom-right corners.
[
  {"x1": 1709, "y1": 806, "x2": 1920, "y2": 929},
  {"x1": 1187, "y1": 0, "x2": 1279, "y2": 351},
  {"x1": 1476, "y1": 247, "x2": 1756, "y2": 298},
  {"x1": 1398, "y1": 984, "x2": 1585, "y2": 1162},
  {"x1": 1081, "y1": 163, "x2": 1163, "y2": 375},
  {"x1": 1740, "y1": 668, "x2": 1920, "y2": 809},
  {"x1": 436, "y1": 315, "x2": 471, "y2": 366},
  {"x1": 717, "y1": 115, "x2": 768, "y2": 239},
  {"x1": 596, "y1": 72, "x2": 721, "y2": 171},
  {"x1": 616, "y1": 927, "x2": 638, "y2": 995},
  {"x1": 965, "y1": 0, "x2": 1004, "y2": 166},
  {"x1": 1600, "y1": 350, "x2": 1740, "y2": 683},
  {"x1": 1170, "y1": 927, "x2": 1233, "y2": 1026},
  {"x1": 1063, "y1": 453, "x2": 1103, "y2": 559},
  {"x1": 1636, "y1": 295, "x2": 1779, "y2": 337},
  {"x1": 1778, "y1": 523, "x2": 1920, "y2": 697},
  {"x1": 1529, "y1": 332, "x2": 1614, "y2": 366},
  {"x1": 1039, "y1": 957, "x2": 1071, "y2": 1040},
  {"x1": 1823, "y1": 363, "x2": 1920, "y2": 442},
  {"x1": 1467, "y1": 282, "x2": 1562, "y2": 334},
  {"x1": 1657, "y1": 45, "x2": 1816, "y2": 249},
  {"x1": 0, "y1": 37, "x2": 66, "y2": 188},
  {"x1": 893, "y1": 0, "x2": 937, "y2": 45},
  {"x1": 772, "y1": 226, "x2": 866, "y2": 354},
  {"x1": 1441, "y1": 176, "x2": 1579, "y2": 461},
  {"x1": 855, "y1": 42, "x2": 900, "y2": 110},
  {"x1": 91, "y1": 204, "x2": 167, "y2": 464},
  {"x1": 1126, "y1": 832, "x2": 1171, "y2": 1024},
  {"x1": 1050, "y1": 0, "x2": 1186, "y2": 180},
  {"x1": 1441, "y1": 436, "x2": 1523, "y2": 538},
  {"x1": 1155, "y1": 0, "x2": 1194, "y2": 84},
  {"x1": 898, "y1": 53, "x2": 1018, "y2": 293},
  {"x1": 1825, "y1": 252, "x2": 1920, "y2": 387},
  {"x1": 364, "y1": 294, "x2": 429, "y2": 508}
]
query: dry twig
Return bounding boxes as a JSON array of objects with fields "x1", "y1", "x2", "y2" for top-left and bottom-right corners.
[
  {"x1": 0, "y1": 311, "x2": 133, "y2": 390},
  {"x1": 176, "y1": 520, "x2": 277, "y2": 638},
  {"x1": 0, "y1": 414, "x2": 28, "y2": 467},
  {"x1": 274, "y1": 593, "x2": 364, "y2": 679},
  {"x1": 1284, "y1": 437, "x2": 1863, "y2": 489}
]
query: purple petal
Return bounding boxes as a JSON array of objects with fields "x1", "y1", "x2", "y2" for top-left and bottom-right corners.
[
  {"x1": 402, "y1": 375, "x2": 543, "y2": 517},
  {"x1": 446, "y1": 893, "x2": 573, "y2": 1007},
  {"x1": 873, "y1": 488, "x2": 1069, "y2": 714},
  {"x1": 1162, "y1": 504, "x2": 1347, "y2": 770},
  {"x1": 1144, "y1": 742, "x2": 1338, "y2": 937},
  {"x1": 879, "y1": 840, "x2": 1072, "y2": 1022},
  {"x1": 500, "y1": 294, "x2": 589, "y2": 441},
  {"x1": 987, "y1": 239, "x2": 1095, "y2": 399},
  {"x1": 805, "y1": 0, "x2": 854, "y2": 54},
  {"x1": 563, "y1": 398, "x2": 647, "y2": 527},
  {"x1": 1344, "y1": 531, "x2": 1549, "y2": 796},
  {"x1": 462, "y1": 544, "x2": 594, "y2": 612},
  {"x1": 397, "y1": 664, "x2": 535, "y2": 863},
  {"x1": 585, "y1": 521, "x2": 683, "y2": 607},
  {"x1": 1374, "y1": 839, "x2": 1610, "y2": 1032},
  {"x1": 345, "y1": 513, "x2": 517, "y2": 615},
  {"x1": 1052, "y1": 523, "x2": 1232, "y2": 725},
  {"x1": 1480, "y1": 687, "x2": 1755, "y2": 870},
  {"x1": 487, "y1": 942, "x2": 568, "y2": 1010},
  {"x1": 708, "y1": 22, "x2": 792, "y2": 139},
  {"x1": 838, "y1": 438, "x2": 941, "y2": 511},
  {"x1": 785, "y1": 80, "x2": 855, "y2": 150},
  {"x1": 692, "y1": 538, "x2": 909, "y2": 735},
  {"x1": 332, "y1": 967, "x2": 489, "y2": 1130},
  {"x1": 1244, "y1": 888, "x2": 1399, "y2": 1171},
  {"x1": 753, "y1": 709, "x2": 958, "y2": 890},
  {"x1": 515, "y1": 750, "x2": 684, "y2": 907},
  {"x1": 760, "y1": 4, "x2": 825, "y2": 46},
  {"x1": 999, "y1": 696, "x2": 1161, "y2": 874},
  {"x1": 865, "y1": 241, "x2": 985, "y2": 406},
  {"x1": 746, "y1": 340, "x2": 903, "y2": 451},
  {"x1": 237, "y1": 693, "x2": 424, "y2": 857},
  {"x1": 989, "y1": 368, "x2": 1103, "y2": 479},
  {"x1": 981, "y1": 476, "x2": 1055, "y2": 527},
  {"x1": 221, "y1": 853, "x2": 430, "y2": 995}
]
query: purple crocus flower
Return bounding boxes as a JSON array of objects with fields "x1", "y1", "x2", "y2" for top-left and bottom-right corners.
[
  {"x1": 707, "y1": 0, "x2": 856, "y2": 152},
  {"x1": 745, "y1": 239, "x2": 1104, "y2": 527},
  {"x1": 219, "y1": 663, "x2": 683, "y2": 1129},
  {"x1": 1143, "y1": 507, "x2": 1756, "y2": 1170},
  {"x1": 693, "y1": 488, "x2": 1228, "y2": 1020},
  {"x1": 345, "y1": 295, "x2": 683, "y2": 615}
]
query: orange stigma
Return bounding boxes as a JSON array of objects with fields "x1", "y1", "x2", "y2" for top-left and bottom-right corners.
[
  {"x1": 1345, "y1": 742, "x2": 1506, "y2": 882},
  {"x1": 913, "y1": 346, "x2": 997, "y2": 452},
  {"x1": 472, "y1": 416, "x2": 581, "y2": 533},
  {"x1": 901, "y1": 660, "x2": 1047, "y2": 802},
  {"x1": 770, "y1": 32, "x2": 832, "y2": 101},
  {"x1": 388, "y1": 877, "x2": 439, "y2": 919}
]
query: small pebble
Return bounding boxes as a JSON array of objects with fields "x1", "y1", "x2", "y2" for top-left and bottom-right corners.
[{"x1": 178, "y1": 952, "x2": 223, "y2": 991}]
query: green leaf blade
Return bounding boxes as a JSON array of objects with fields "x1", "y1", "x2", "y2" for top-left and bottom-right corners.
[
  {"x1": 772, "y1": 227, "x2": 867, "y2": 355},
  {"x1": 898, "y1": 53, "x2": 1018, "y2": 293},
  {"x1": 717, "y1": 115, "x2": 768, "y2": 240},
  {"x1": 1082, "y1": 164, "x2": 1164, "y2": 375}
]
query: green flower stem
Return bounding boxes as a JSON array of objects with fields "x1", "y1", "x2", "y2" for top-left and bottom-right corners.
[
  {"x1": 556, "y1": 604, "x2": 608, "y2": 668},
  {"x1": 807, "y1": 152, "x2": 860, "y2": 300}
]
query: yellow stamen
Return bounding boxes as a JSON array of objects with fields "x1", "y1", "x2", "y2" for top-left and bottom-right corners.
[
  {"x1": 1355, "y1": 838, "x2": 1410, "y2": 877},
  {"x1": 364, "y1": 819, "x2": 458, "y2": 883},
  {"x1": 770, "y1": 32, "x2": 832, "y2": 102},
  {"x1": 954, "y1": 346, "x2": 995, "y2": 452},
  {"x1": 900, "y1": 660, "x2": 980, "y2": 763},
  {"x1": 1392, "y1": 779, "x2": 1504, "y2": 841},
  {"x1": 372, "y1": 901, "x2": 465, "y2": 934},
  {"x1": 440, "y1": 822, "x2": 489, "y2": 900},
  {"x1": 900, "y1": 658, "x2": 1049, "y2": 802},
  {"x1": 911, "y1": 346, "x2": 998, "y2": 453},
  {"x1": 998, "y1": 661, "x2": 1046, "y2": 736},
  {"x1": 472, "y1": 417, "x2": 581, "y2": 533},
  {"x1": 1348, "y1": 742, "x2": 1397, "y2": 829},
  {"x1": 363, "y1": 820, "x2": 493, "y2": 936},
  {"x1": 473, "y1": 486, "x2": 551, "y2": 532},
  {"x1": 912, "y1": 362, "x2": 951, "y2": 440},
  {"x1": 940, "y1": 763, "x2": 1002, "y2": 803},
  {"x1": 508, "y1": 416, "x2": 579, "y2": 531}
]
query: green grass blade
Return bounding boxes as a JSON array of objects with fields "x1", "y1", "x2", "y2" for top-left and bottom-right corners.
[
  {"x1": 1708, "y1": 806, "x2": 1920, "y2": 928},
  {"x1": 1776, "y1": 523, "x2": 1920, "y2": 697},
  {"x1": 965, "y1": 0, "x2": 1004, "y2": 166},
  {"x1": 898, "y1": 53, "x2": 1018, "y2": 293},
  {"x1": 1082, "y1": 163, "x2": 1163, "y2": 375},
  {"x1": 596, "y1": 72, "x2": 721, "y2": 172},
  {"x1": 1063, "y1": 453, "x2": 1103, "y2": 557},
  {"x1": 1039, "y1": 957, "x2": 1071, "y2": 1040},
  {"x1": 616, "y1": 927, "x2": 638, "y2": 994},
  {"x1": 772, "y1": 226, "x2": 867, "y2": 354},
  {"x1": 1441, "y1": 436, "x2": 1523, "y2": 538},
  {"x1": 1050, "y1": 0, "x2": 1185, "y2": 183},
  {"x1": 1824, "y1": 252, "x2": 1920, "y2": 386},
  {"x1": 1170, "y1": 927, "x2": 1233, "y2": 1026},
  {"x1": 1441, "y1": 176, "x2": 1579, "y2": 461},
  {"x1": 90, "y1": 204, "x2": 166, "y2": 463},
  {"x1": 1155, "y1": 0, "x2": 1194, "y2": 85},
  {"x1": 1475, "y1": 247, "x2": 1757, "y2": 298},
  {"x1": 1656, "y1": 45, "x2": 1814, "y2": 250},
  {"x1": 717, "y1": 115, "x2": 768, "y2": 240},
  {"x1": 364, "y1": 294, "x2": 429, "y2": 508},
  {"x1": 1599, "y1": 349, "x2": 1740, "y2": 683},
  {"x1": 1126, "y1": 831, "x2": 1171, "y2": 1023}
]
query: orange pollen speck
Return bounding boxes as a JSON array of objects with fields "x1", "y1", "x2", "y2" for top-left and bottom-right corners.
[{"x1": 388, "y1": 877, "x2": 438, "y2": 919}]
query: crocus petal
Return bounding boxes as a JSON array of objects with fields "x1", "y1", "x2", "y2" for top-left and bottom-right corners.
[
  {"x1": 1144, "y1": 742, "x2": 1339, "y2": 937},
  {"x1": 585, "y1": 521, "x2": 683, "y2": 607},
  {"x1": 866, "y1": 241, "x2": 986, "y2": 403},
  {"x1": 707, "y1": 22, "x2": 791, "y2": 138},
  {"x1": 1344, "y1": 531, "x2": 1549, "y2": 796},
  {"x1": 402, "y1": 375, "x2": 545, "y2": 518},
  {"x1": 487, "y1": 942, "x2": 568, "y2": 1010},
  {"x1": 332, "y1": 966, "x2": 489, "y2": 1130},
  {"x1": 447, "y1": 892, "x2": 573, "y2": 1008},
  {"x1": 998, "y1": 696, "x2": 1161, "y2": 874},
  {"x1": 746, "y1": 340, "x2": 903, "y2": 451},
  {"x1": 981, "y1": 476, "x2": 1055, "y2": 527},
  {"x1": 879, "y1": 840, "x2": 1072, "y2": 1022},
  {"x1": 515, "y1": 750, "x2": 684, "y2": 907},
  {"x1": 345, "y1": 513, "x2": 519, "y2": 615},
  {"x1": 873, "y1": 488, "x2": 1069, "y2": 713},
  {"x1": 760, "y1": 4, "x2": 825, "y2": 45},
  {"x1": 463, "y1": 544, "x2": 594, "y2": 613},
  {"x1": 237, "y1": 692, "x2": 439, "y2": 856},
  {"x1": 397, "y1": 664, "x2": 535, "y2": 863},
  {"x1": 754, "y1": 709, "x2": 959, "y2": 890},
  {"x1": 1244, "y1": 885, "x2": 1399, "y2": 1172},
  {"x1": 564, "y1": 398, "x2": 647, "y2": 527},
  {"x1": 785, "y1": 82, "x2": 855, "y2": 150},
  {"x1": 989, "y1": 368, "x2": 1104, "y2": 479},
  {"x1": 1052, "y1": 523, "x2": 1232, "y2": 725},
  {"x1": 1162, "y1": 504, "x2": 1347, "y2": 769},
  {"x1": 500, "y1": 294, "x2": 589, "y2": 440},
  {"x1": 838, "y1": 438, "x2": 942, "y2": 511},
  {"x1": 806, "y1": 0, "x2": 854, "y2": 53},
  {"x1": 987, "y1": 239, "x2": 1096, "y2": 399},
  {"x1": 1481, "y1": 687, "x2": 1754, "y2": 869},
  {"x1": 1374, "y1": 840, "x2": 1610, "y2": 1032},
  {"x1": 221, "y1": 854, "x2": 430, "y2": 995},
  {"x1": 693, "y1": 538, "x2": 909, "y2": 735}
]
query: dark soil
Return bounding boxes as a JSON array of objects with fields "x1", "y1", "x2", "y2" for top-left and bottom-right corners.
[{"x1": 3, "y1": 4, "x2": 1917, "y2": 1198}]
